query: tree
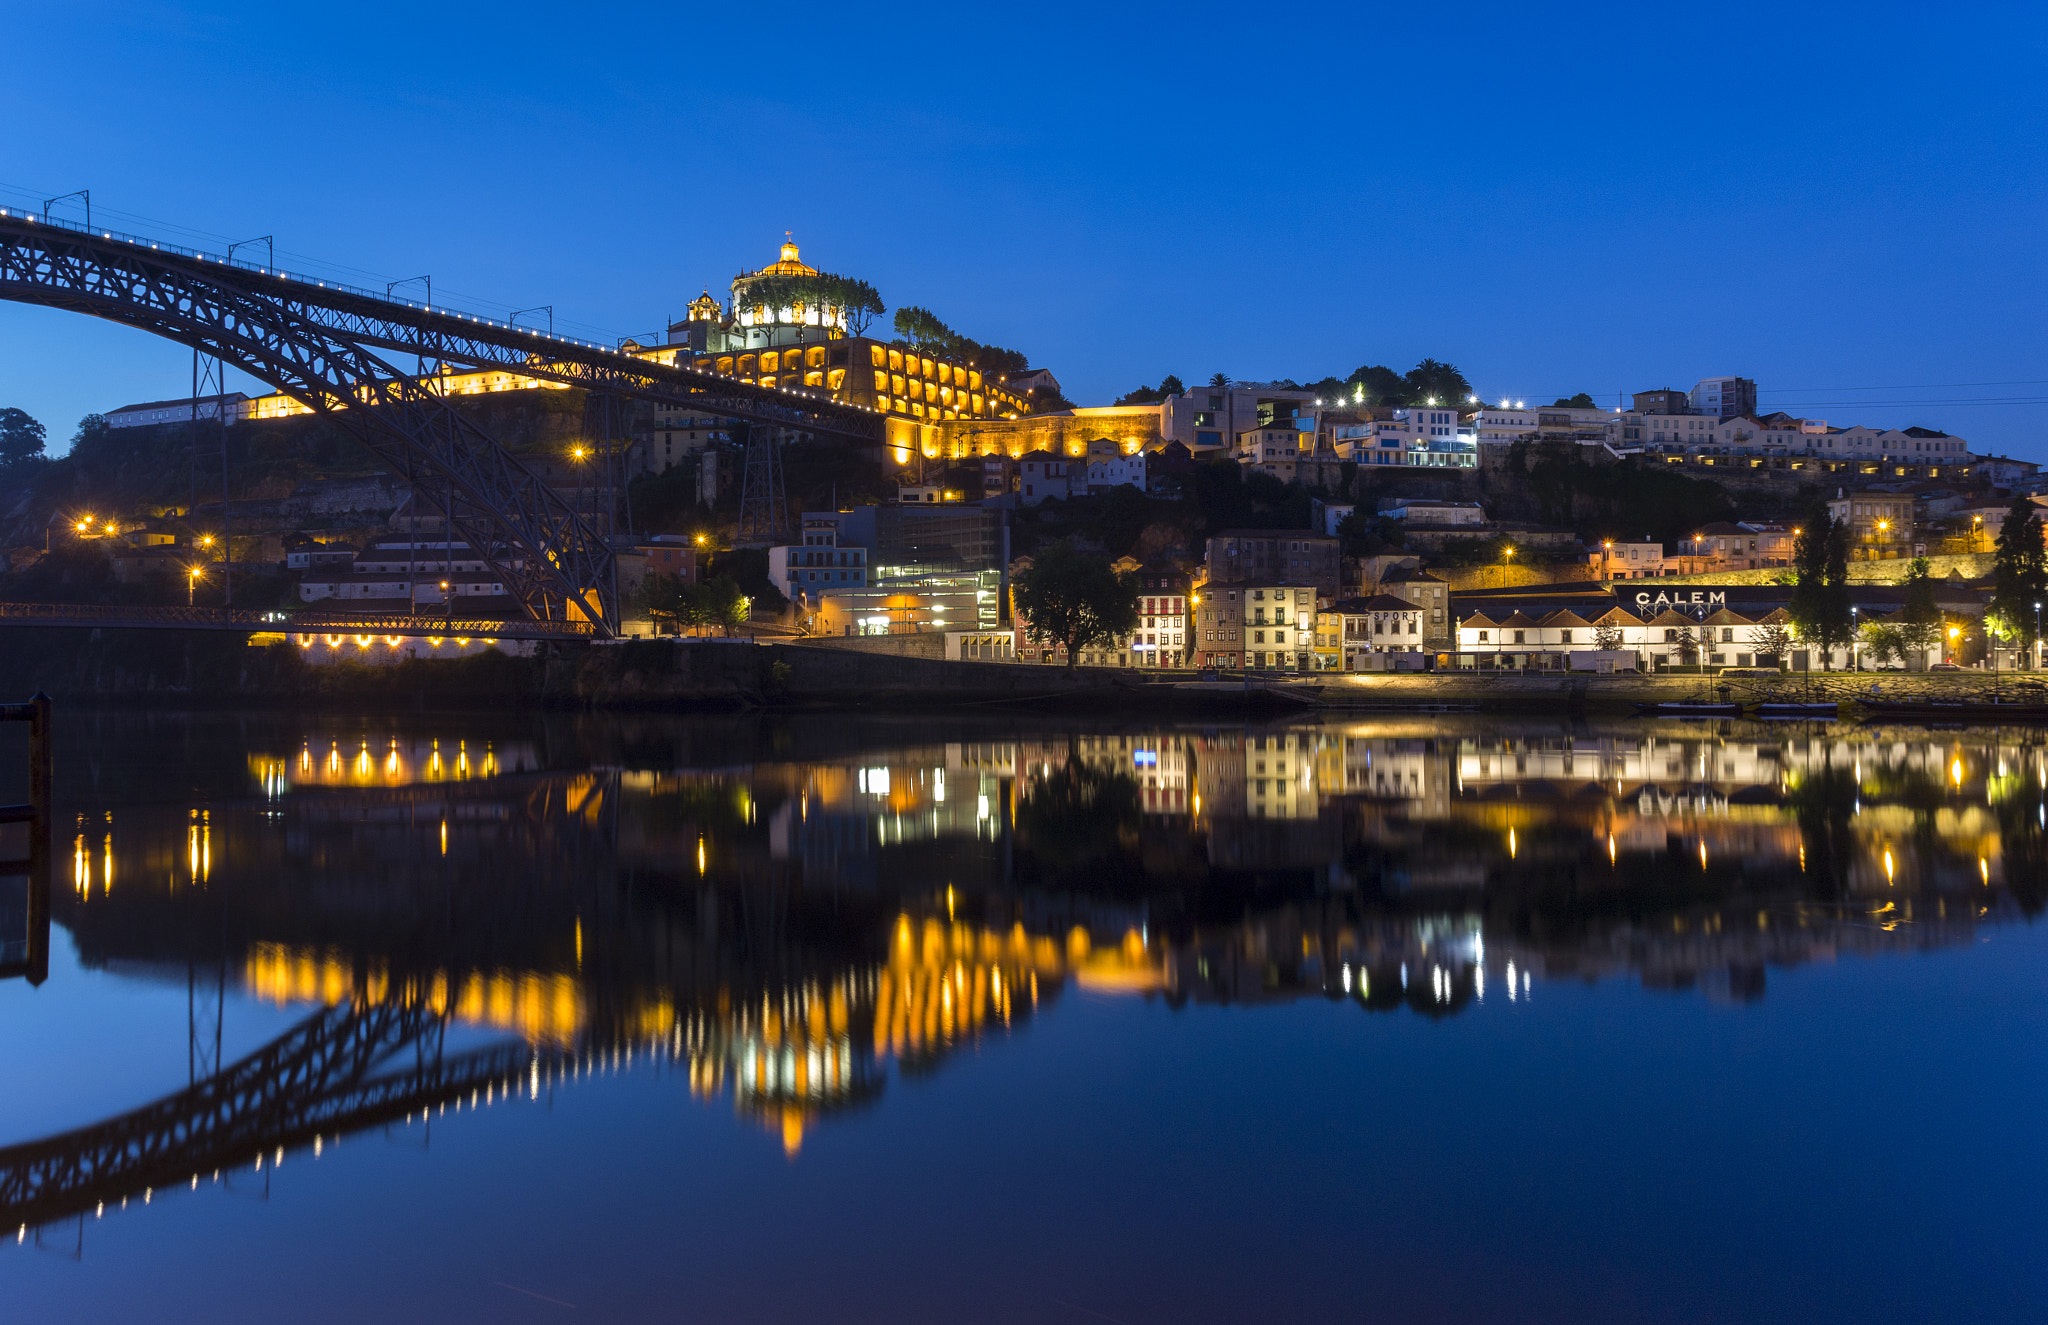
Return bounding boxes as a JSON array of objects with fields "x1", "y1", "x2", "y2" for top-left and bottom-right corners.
[
  {"x1": 704, "y1": 576, "x2": 752, "y2": 635},
  {"x1": 1346, "y1": 364, "x2": 1407, "y2": 407},
  {"x1": 1860, "y1": 619, "x2": 1905, "y2": 669},
  {"x1": 1403, "y1": 359, "x2": 1472, "y2": 408},
  {"x1": 0, "y1": 407, "x2": 47, "y2": 465},
  {"x1": 1012, "y1": 539, "x2": 1139, "y2": 668},
  {"x1": 639, "y1": 571, "x2": 692, "y2": 634},
  {"x1": 1789, "y1": 507, "x2": 1854, "y2": 668},
  {"x1": 1158, "y1": 374, "x2": 1184, "y2": 398},
  {"x1": 1208, "y1": 373, "x2": 1231, "y2": 388},
  {"x1": 1551, "y1": 393, "x2": 1598, "y2": 408},
  {"x1": 738, "y1": 273, "x2": 884, "y2": 337},
  {"x1": 1672, "y1": 623, "x2": 1699, "y2": 666},
  {"x1": 1988, "y1": 496, "x2": 2047, "y2": 659},
  {"x1": 1591, "y1": 620, "x2": 1625, "y2": 652},
  {"x1": 1749, "y1": 622, "x2": 1794, "y2": 666},
  {"x1": 71, "y1": 413, "x2": 108, "y2": 454},
  {"x1": 1896, "y1": 558, "x2": 1943, "y2": 666}
]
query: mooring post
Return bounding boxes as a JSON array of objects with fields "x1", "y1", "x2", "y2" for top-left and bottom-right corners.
[{"x1": 27, "y1": 692, "x2": 51, "y2": 985}]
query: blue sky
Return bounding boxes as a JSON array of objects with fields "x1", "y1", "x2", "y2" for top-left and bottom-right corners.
[{"x1": 3, "y1": 0, "x2": 2044, "y2": 457}]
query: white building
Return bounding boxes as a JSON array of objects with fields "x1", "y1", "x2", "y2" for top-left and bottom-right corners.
[
  {"x1": 106, "y1": 393, "x2": 251, "y2": 429},
  {"x1": 1690, "y1": 376, "x2": 1758, "y2": 419},
  {"x1": 1084, "y1": 439, "x2": 1146, "y2": 494},
  {"x1": 1382, "y1": 499, "x2": 1485, "y2": 526},
  {"x1": 1018, "y1": 450, "x2": 1071, "y2": 505}
]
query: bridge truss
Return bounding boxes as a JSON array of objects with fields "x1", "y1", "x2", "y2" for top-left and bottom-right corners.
[
  {"x1": 0, "y1": 209, "x2": 885, "y2": 636},
  {"x1": 0, "y1": 997, "x2": 552, "y2": 1233}
]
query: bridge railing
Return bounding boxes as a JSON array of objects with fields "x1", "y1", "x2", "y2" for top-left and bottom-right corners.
[
  {"x1": 0, "y1": 602, "x2": 595, "y2": 639},
  {"x1": 0, "y1": 205, "x2": 622, "y2": 355},
  {"x1": 0, "y1": 207, "x2": 882, "y2": 427}
]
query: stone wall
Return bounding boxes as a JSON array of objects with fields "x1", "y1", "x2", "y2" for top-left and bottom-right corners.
[{"x1": 788, "y1": 633, "x2": 947, "y2": 660}]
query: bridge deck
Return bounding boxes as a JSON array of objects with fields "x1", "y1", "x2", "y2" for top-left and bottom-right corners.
[{"x1": 0, "y1": 602, "x2": 593, "y2": 640}]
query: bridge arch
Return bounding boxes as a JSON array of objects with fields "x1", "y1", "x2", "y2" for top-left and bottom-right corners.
[{"x1": 0, "y1": 210, "x2": 884, "y2": 634}]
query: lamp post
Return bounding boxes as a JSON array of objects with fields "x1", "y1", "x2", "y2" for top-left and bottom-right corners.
[
  {"x1": 2037, "y1": 602, "x2": 2043, "y2": 670},
  {"x1": 571, "y1": 445, "x2": 589, "y2": 521},
  {"x1": 1602, "y1": 539, "x2": 1612, "y2": 582},
  {"x1": 1851, "y1": 606, "x2": 1860, "y2": 671},
  {"x1": 187, "y1": 566, "x2": 201, "y2": 606},
  {"x1": 1500, "y1": 545, "x2": 1515, "y2": 589}
]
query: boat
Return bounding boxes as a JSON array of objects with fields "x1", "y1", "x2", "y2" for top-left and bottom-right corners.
[
  {"x1": 1751, "y1": 701, "x2": 1839, "y2": 720},
  {"x1": 1633, "y1": 700, "x2": 1743, "y2": 718}
]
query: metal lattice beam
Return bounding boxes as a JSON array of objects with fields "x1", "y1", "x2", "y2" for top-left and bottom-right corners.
[{"x1": 0, "y1": 211, "x2": 889, "y2": 634}]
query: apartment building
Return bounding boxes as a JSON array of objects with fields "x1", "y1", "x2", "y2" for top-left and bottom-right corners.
[{"x1": 1203, "y1": 529, "x2": 1342, "y2": 593}]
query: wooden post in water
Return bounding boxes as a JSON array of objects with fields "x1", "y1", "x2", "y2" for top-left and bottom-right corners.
[{"x1": 1, "y1": 693, "x2": 52, "y2": 985}]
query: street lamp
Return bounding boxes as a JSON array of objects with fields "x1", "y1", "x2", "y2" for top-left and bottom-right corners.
[
  {"x1": 1501, "y1": 545, "x2": 1515, "y2": 589},
  {"x1": 187, "y1": 566, "x2": 202, "y2": 605},
  {"x1": 1851, "y1": 606, "x2": 1860, "y2": 671},
  {"x1": 2037, "y1": 601, "x2": 2043, "y2": 670},
  {"x1": 1602, "y1": 539, "x2": 1612, "y2": 581}
]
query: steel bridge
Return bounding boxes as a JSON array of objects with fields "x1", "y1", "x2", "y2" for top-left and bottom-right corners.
[
  {"x1": 0, "y1": 600, "x2": 594, "y2": 640},
  {"x1": 0, "y1": 207, "x2": 887, "y2": 638},
  {"x1": 0, "y1": 996, "x2": 558, "y2": 1234}
]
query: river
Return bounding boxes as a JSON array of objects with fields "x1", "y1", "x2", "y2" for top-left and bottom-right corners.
[{"x1": 0, "y1": 710, "x2": 2043, "y2": 1323}]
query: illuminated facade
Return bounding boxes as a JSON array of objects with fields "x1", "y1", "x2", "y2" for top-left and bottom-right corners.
[{"x1": 666, "y1": 239, "x2": 1031, "y2": 438}]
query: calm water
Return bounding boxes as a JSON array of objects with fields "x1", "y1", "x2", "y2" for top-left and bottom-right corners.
[{"x1": 0, "y1": 709, "x2": 2044, "y2": 1323}]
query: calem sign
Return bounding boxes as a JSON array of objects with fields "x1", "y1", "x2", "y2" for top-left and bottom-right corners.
[{"x1": 1635, "y1": 589, "x2": 1728, "y2": 613}]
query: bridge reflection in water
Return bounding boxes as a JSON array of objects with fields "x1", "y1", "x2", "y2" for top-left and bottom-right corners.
[{"x1": 4, "y1": 714, "x2": 2043, "y2": 1247}]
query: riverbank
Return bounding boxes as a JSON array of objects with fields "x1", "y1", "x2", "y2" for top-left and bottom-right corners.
[{"x1": 5, "y1": 628, "x2": 2045, "y2": 717}]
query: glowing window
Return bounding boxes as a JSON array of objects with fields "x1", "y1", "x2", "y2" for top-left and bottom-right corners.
[
  {"x1": 807, "y1": 347, "x2": 826, "y2": 368},
  {"x1": 874, "y1": 370, "x2": 889, "y2": 391},
  {"x1": 888, "y1": 350, "x2": 904, "y2": 373},
  {"x1": 870, "y1": 345, "x2": 886, "y2": 367},
  {"x1": 760, "y1": 351, "x2": 780, "y2": 373}
]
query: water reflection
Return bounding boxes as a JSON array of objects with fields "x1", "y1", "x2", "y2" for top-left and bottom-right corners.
[{"x1": 4, "y1": 712, "x2": 2045, "y2": 1248}]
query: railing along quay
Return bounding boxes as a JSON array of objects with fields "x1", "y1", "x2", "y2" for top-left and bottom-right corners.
[
  {"x1": 0, "y1": 694, "x2": 52, "y2": 985},
  {"x1": 0, "y1": 602, "x2": 595, "y2": 640}
]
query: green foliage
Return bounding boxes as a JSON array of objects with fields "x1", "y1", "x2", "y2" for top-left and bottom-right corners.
[
  {"x1": 1521, "y1": 445, "x2": 1735, "y2": 543},
  {"x1": 639, "y1": 572, "x2": 759, "y2": 635},
  {"x1": 736, "y1": 272, "x2": 884, "y2": 336},
  {"x1": 1748, "y1": 622, "x2": 1794, "y2": 662},
  {"x1": 0, "y1": 406, "x2": 47, "y2": 465},
  {"x1": 890, "y1": 306, "x2": 1029, "y2": 377},
  {"x1": 1988, "y1": 496, "x2": 2047, "y2": 650},
  {"x1": 704, "y1": 550, "x2": 786, "y2": 614},
  {"x1": 1403, "y1": 359, "x2": 1472, "y2": 407},
  {"x1": 1012, "y1": 539, "x2": 1139, "y2": 667},
  {"x1": 1859, "y1": 620, "x2": 1905, "y2": 668},
  {"x1": 1347, "y1": 365, "x2": 1407, "y2": 406},
  {"x1": 1671, "y1": 623, "x2": 1698, "y2": 664},
  {"x1": 1591, "y1": 620, "x2": 1625, "y2": 651},
  {"x1": 1551, "y1": 393, "x2": 1598, "y2": 408},
  {"x1": 1789, "y1": 506, "x2": 1854, "y2": 666},
  {"x1": 1208, "y1": 373, "x2": 1230, "y2": 388},
  {"x1": 1897, "y1": 562, "x2": 1943, "y2": 660}
]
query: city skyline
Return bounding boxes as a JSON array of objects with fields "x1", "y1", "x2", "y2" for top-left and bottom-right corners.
[{"x1": 2, "y1": 1, "x2": 2043, "y2": 459}]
